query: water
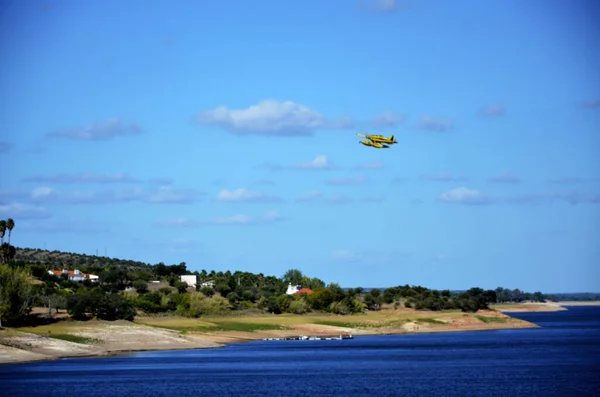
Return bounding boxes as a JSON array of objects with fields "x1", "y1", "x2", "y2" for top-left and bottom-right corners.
[{"x1": 1, "y1": 307, "x2": 599, "y2": 396}]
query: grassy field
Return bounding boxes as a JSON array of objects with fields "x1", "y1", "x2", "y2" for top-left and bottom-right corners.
[
  {"x1": 134, "y1": 310, "x2": 468, "y2": 332},
  {"x1": 47, "y1": 334, "x2": 101, "y2": 344},
  {"x1": 474, "y1": 315, "x2": 508, "y2": 323},
  {"x1": 4, "y1": 309, "x2": 518, "y2": 342},
  {"x1": 16, "y1": 322, "x2": 95, "y2": 336}
]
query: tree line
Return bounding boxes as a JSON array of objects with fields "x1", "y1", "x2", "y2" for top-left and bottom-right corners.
[{"x1": 1, "y1": 231, "x2": 555, "y2": 327}]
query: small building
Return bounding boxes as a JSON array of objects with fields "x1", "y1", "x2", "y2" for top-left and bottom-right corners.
[
  {"x1": 180, "y1": 275, "x2": 198, "y2": 288},
  {"x1": 286, "y1": 283, "x2": 302, "y2": 295},
  {"x1": 199, "y1": 280, "x2": 215, "y2": 288},
  {"x1": 294, "y1": 288, "x2": 313, "y2": 296},
  {"x1": 48, "y1": 268, "x2": 98, "y2": 282}
]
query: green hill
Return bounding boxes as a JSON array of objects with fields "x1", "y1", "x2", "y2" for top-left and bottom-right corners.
[{"x1": 14, "y1": 247, "x2": 153, "y2": 272}]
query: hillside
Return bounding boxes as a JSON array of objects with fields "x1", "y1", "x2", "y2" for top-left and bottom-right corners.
[{"x1": 14, "y1": 247, "x2": 153, "y2": 272}]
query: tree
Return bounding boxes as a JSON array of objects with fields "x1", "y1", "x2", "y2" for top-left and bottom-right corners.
[
  {"x1": 308, "y1": 288, "x2": 335, "y2": 311},
  {"x1": 132, "y1": 280, "x2": 148, "y2": 293},
  {"x1": 0, "y1": 243, "x2": 16, "y2": 266},
  {"x1": 0, "y1": 220, "x2": 5, "y2": 245},
  {"x1": 276, "y1": 294, "x2": 291, "y2": 313},
  {"x1": 283, "y1": 269, "x2": 303, "y2": 286},
  {"x1": 187, "y1": 292, "x2": 231, "y2": 317},
  {"x1": 6, "y1": 219, "x2": 14, "y2": 245},
  {"x1": 0, "y1": 264, "x2": 33, "y2": 327}
]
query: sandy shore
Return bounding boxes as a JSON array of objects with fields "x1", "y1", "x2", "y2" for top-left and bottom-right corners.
[
  {"x1": 0, "y1": 321, "x2": 223, "y2": 364},
  {"x1": 0, "y1": 309, "x2": 539, "y2": 365},
  {"x1": 492, "y1": 302, "x2": 567, "y2": 312},
  {"x1": 492, "y1": 301, "x2": 600, "y2": 312},
  {"x1": 555, "y1": 301, "x2": 600, "y2": 306}
]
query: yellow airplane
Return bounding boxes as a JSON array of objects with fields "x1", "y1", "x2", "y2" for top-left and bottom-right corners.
[
  {"x1": 359, "y1": 140, "x2": 389, "y2": 148},
  {"x1": 357, "y1": 133, "x2": 397, "y2": 148}
]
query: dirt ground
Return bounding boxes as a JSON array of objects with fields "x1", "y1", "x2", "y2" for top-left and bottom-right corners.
[
  {"x1": 0, "y1": 308, "x2": 540, "y2": 365},
  {"x1": 0, "y1": 321, "x2": 223, "y2": 364}
]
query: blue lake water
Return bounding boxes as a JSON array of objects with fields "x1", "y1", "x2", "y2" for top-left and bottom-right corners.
[{"x1": 1, "y1": 307, "x2": 599, "y2": 396}]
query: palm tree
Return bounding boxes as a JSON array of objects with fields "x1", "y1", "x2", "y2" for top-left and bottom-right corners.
[
  {"x1": 6, "y1": 218, "x2": 14, "y2": 245},
  {"x1": 0, "y1": 220, "x2": 6, "y2": 245}
]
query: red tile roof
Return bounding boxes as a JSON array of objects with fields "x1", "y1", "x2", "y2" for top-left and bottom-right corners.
[{"x1": 294, "y1": 288, "x2": 313, "y2": 295}]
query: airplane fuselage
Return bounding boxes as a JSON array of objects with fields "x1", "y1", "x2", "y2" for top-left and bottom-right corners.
[
  {"x1": 357, "y1": 133, "x2": 398, "y2": 145},
  {"x1": 360, "y1": 140, "x2": 389, "y2": 148}
]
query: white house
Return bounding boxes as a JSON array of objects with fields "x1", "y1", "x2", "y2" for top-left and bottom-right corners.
[
  {"x1": 48, "y1": 268, "x2": 98, "y2": 282},
  {"x1": 180, "y1": 275, "x2": 198, "y2": 288},
  {"x1": 286, "y1": 283, "x2": 302, "y2": 295}
]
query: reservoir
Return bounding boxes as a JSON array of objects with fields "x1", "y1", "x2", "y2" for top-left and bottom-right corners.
[{"x1": 1, "y1": 307, "x2": 599, "y2": 396}]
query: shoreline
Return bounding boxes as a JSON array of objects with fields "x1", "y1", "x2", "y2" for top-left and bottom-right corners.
[
  {"x1": 0, "y1": 323, "x2": 535, "y2": 366},
  {"x1": 2, "y1": 302, "x2": 594, "y2": 365}
]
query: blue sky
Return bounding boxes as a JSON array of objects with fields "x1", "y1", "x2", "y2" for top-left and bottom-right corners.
[{"x1": 1, "y1": 0, "x2": 599, "y2": 292}]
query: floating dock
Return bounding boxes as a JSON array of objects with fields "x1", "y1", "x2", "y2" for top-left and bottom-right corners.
[{"x1": 263, "y1": 335, "x2": 354, "y2": 341}]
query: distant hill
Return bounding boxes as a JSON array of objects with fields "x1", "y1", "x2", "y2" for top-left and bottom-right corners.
[
  {"x1": 547, "y1": 292, "x2": 600, "y2": 301},
  {"x1": 14, "y1": 247, "x2": 154, "y2": 272}
]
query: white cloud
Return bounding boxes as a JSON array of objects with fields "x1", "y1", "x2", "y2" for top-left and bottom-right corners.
[
  {"x1": 215, "y1": 188, "x2": 282, "y2": 203},
  {"x1": 146, "y1": 186, "x2": 201, "y2": 203},
  {"x1": 22, "y1": 172, "x2": 139, "y2": 184},
  {"x1": 148, "y1": 177, "x2": 174, "y2": 185},
  {"x1": 196, "y1": 99, "x2": 353, "y2": 136},
  {"x1": 293, "y1": 155, "x2": 334, "y2": 170},
  {"x1": 19, "y1": 219, "x2": 110, "y2": 234},
  {"x1": 0, "y1": 202, "x2": 52, "y2": 219},
  {"x1": 46, "y1": 118, "x2": 142, "y2": 141},
  {"x1": 504, "y1": 192, "x2": 600, "y2": 205},
  {"x1": 547, "y1": 177, "x2": 598, "y2": 184},
  {"x1": 262, "y1": 155, "x2": 335, "y2": 171},
  {"x1": 417, "y1": 116, "x2": 453, "y2": 132},
  {"x1": 296, "y1": 191, "x2": 323, "y2": 202},
  {"x1": 153, "y1": 217, "x2": 199, "y2": 228},
  {"x1": 505, "y1": 193, "x2": 559, "y2": 204},
  {"x1": 360, "y1": 0, "x2": 408, "y2": 12},
  {"x1": 422, "y1": 174, "x2": 467, "y2": 182},
  {"x1": 209, "y1": 210, "x2": 285, "y2": 226},
  {"x1": 355, "y1": 161, "x2": 384, "y2": 170},
  {"x1": 261, "y1": 210, "x2": 285, "y2": 222},
  {"x1": 210, "y1": 214, "x2": 253, "y2": 225},
  {"x1": 326, "y1": 176, "x2": 366, "y2": 186},
  {"x1": 295, "y1": 191, "x2": 352, "y2": 204},
  {"x1": 479, "y1": 103, "x2": 505, "y2": 117},
  {"x1": 370, "y1": 111, "x2": 404, "y2": 128},
  {"x1": 488, "y1": 172, "x2": 520, "y2": 184},
  {"x1": 333, "y1": 249, "x2": 361, "y2": 261},
  {"x1": 439, "y1": 187, "x2": 490, "y2": 205},
  {"x1": 255, "y1": 179, "x2": 275, "y2": 185},
  {"x1": 325, "y1": 194, "x2": 352, "y2": 204},
  {"x1": 29, "y1": 185, "x2": 202, "y2": 204}
]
